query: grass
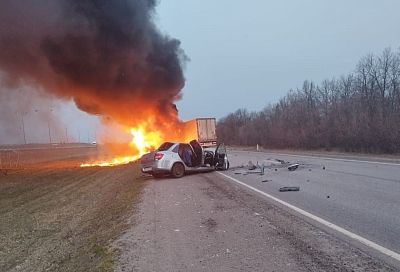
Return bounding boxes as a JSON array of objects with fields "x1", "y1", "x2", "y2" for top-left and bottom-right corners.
[{"x1": 0, "y1": 163, "x2": 144, "y2": 272}]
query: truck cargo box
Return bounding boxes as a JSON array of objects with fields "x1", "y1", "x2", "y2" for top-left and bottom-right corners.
[{"x1": 182, "y1": 118, "x2": 217, "y2": 147}]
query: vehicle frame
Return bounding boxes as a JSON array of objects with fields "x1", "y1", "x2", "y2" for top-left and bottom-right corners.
[{"x1": 140, "y1": 141, "x2": 229, "y2": 178}]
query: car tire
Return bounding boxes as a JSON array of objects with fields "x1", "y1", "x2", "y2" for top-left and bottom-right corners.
[{"x1": 171, "y1": 163, "x2": 185, "y2": 178}]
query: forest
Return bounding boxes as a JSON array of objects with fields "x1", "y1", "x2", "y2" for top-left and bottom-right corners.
[{"x1": 217, "y1": 47, "x2": 400, "y2": 153}]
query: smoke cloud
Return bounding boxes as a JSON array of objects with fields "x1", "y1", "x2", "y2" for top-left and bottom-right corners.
[{"x1": 0, "y1": 0, "x2": 186, "y2": 130}]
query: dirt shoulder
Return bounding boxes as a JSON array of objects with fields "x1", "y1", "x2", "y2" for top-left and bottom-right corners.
[
  {"x1": 0, "y1": 163, "x2": 143, "y2": 272},
  {"x1": 114, "y1": 172, "x2": 394, "y2": 272}
]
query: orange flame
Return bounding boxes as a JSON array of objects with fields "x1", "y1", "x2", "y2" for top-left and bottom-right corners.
[
  {"x1": 80, "y1": 117, "x2": 199, "y2": 168},
  {"x1": 80, "y1": 125, "x2": 163, "y2": 167}
]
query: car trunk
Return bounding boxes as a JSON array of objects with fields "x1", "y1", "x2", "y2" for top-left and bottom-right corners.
[{"x1": 140, "y1": 151, "x2": 156, "y2": 165}]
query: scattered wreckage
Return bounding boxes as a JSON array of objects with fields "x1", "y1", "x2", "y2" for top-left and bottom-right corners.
[
  {"x1": 230, "y1": 159, "x2": 309, "y2": 192},
  {"x1": 279, "y1": 186, "x2": 300, "y2": 192}
]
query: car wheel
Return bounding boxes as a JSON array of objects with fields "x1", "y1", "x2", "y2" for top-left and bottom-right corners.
[{"x1": 171, "y1": 163, "x2": 185, "y2": 178}]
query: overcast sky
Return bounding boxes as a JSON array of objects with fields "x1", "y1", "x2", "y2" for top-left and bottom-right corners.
[
  {"x1": 18, "y1": 0, "x2": 400, "y2": 143},
  {"x1": 156, "y1": 0, "x2": 400, "y2": 119}
]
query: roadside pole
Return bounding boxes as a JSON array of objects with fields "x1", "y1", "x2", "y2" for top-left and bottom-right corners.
[
  {"x1": 65, "y1": 127, "x2": 68, "y2": 143},
  {"x1": 48, "y1": 122, "x2": 52, "y2": 144},
  {"x1": 21, "y1": 113, "x2": 26, "y2": 145}
]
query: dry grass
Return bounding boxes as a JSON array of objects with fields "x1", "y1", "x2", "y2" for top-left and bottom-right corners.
[{"x1": 0, "y1": 155, "x2": 143, "y2": 272}]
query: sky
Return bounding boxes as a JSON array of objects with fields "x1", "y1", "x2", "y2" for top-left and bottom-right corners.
[
  {"x1": 3, "y1": 0, "x2": 400, "y2": 144},
  {"x1": 156, "y1": 0, "x2": 400, "y2": 119}
]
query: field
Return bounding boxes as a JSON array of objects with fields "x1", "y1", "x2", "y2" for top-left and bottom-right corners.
[{"x1": 0, "y1": 146, "x2": 143, "y2": 272}]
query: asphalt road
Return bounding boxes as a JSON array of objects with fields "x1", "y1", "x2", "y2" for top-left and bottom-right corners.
[
  {"x1": 226, "y1": 150, "x2": 400, "y2": 256},
  {"x1": 114, "y1": 150, "x2": 400, "y2": 271}
]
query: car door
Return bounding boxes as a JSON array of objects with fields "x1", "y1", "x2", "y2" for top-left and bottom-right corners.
[
  {"x1": 189, "y1": 140, "x2": 202, "y2": 167},
  {"x1": 214, "y1": 143, "x2": 229, "y2": 170},
  {"x1": 178, "y1": 143, "x2": 191, "y2": 167}
]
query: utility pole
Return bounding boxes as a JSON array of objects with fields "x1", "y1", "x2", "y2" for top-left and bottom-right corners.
[
  {"x1": 21, "y1": 113, "x2": 26, "y2": 145},
  {"x1": 65, "y1": 127, "x2": 68, "y2": 144},
  {"x1": 48, "y1": 122, "x2": 52, "y2": 144},
  {"x1": 48, "y1": 108, "x2": 53, "y2": 144}
]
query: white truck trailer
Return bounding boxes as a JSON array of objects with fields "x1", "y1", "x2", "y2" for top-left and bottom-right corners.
[{"x1": 182, "y1": 118, "x2": 217, "y2": 147}]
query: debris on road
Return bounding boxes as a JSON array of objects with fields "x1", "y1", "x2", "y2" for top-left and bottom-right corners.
[
  {"x1": 322, "y1": 166, "x2": 326, "y2": 170},
  {"x1": 261, "y1": 179, "x2": 271, "y2": 183},
  {"x1": 275, "y1": 159, "x2": 286, "y2": 164},
  {"x1": 247, "y1": 161, "x2": 257, "y2": 170},
  {"x1": 246, "y1": 170, "x2": 264, "y2": 175},
  {"x1": 279, "y1": 186, "x2": 300, "y2": 192},
  {"x1": 288, "y1": 164, "x2": 300, "y2": 171},
  {"x1": 230, "y1": 161, "x2": 266, "y2": 175}
]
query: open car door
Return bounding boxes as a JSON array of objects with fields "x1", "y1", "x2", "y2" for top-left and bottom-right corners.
[
  {"x1": 214, "y1": 143, "x2": 229, "y2": 170},
  {"x1": 189, "y1": 140, "x2": 203, "y2": 167}
]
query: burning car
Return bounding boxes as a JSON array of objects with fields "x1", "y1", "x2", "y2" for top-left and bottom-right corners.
[{"x1": 140, "y1": 140, "x2": 229, "y2": 178}]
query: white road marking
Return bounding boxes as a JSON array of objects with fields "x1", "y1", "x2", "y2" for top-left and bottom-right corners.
[
  {"x1": 217, "y1": 171, "x2": 400, "y2": 262},
  {"x1": 233, "y1": 150, "x2": 400, "y2": 166}
]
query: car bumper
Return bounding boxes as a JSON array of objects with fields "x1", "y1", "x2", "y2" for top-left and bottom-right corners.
[{"x1": 141, "y1": 161, "x2": 172, "y2": 174}]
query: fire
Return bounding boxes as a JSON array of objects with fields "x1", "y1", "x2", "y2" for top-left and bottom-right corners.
[
  {"x1": 130, "y1": 126, "x2": 162, "y2": 157},
  {"x1": 79, "y1": 117, "x2": 199, "y2": 168},
  {"x1": 80, "y1": 125, "x2": 163, "y2": 167}
]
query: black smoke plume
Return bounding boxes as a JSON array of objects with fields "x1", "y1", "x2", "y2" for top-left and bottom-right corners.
[{"x1": 0, "y1": 0, "x2": 186, "y2": 128}]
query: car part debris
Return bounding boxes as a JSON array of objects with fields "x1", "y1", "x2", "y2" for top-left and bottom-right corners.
[
  {"x1": 279, "y1": 186, "x2": 300, "y2": 192},
  {"x1": 245, "y1": 161, "x2": 265, "y2": 175},
  {"x1": 248, "y1": 161, "x2": 257, "y2": 170},
  {"x1": 247, "y1": 170, "x2": 263, "y2": 174},
  {"x1": 247, "y1": 166, "x2": 265, "y2": 175},
  {"x1": 288, "y1": 164, "x2": 299, "y2": 171},
  {"x1": 275, "y1": 159, "x2": 285, "y2": 164},
  {"x1": 261, "y1": 179, "x2": 271, "y2": 183}
]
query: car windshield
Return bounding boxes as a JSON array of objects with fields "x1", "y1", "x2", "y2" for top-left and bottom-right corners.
[{"x1": 157, "y1": 142, "x2": 174, "y2": 151}]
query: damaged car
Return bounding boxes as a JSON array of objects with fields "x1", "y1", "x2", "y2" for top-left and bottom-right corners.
[{"x1": 140, "y1": 140, "x2": 229, "y2": 178}]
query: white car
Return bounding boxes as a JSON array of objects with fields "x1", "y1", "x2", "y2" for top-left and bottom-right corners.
[{"x1": 140, "y1": 140, "x2": 229, "y2": 178}]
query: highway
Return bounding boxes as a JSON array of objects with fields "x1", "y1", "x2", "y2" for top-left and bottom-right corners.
[
  {"x1": 115, "y1": 150, "x2": 400, "y2": 271},
  {"x1": 226, "y1": 150, "x2": 400, "y2": 256}
]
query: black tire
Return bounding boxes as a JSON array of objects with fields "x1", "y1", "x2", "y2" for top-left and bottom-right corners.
[{"x1": 171, "y1": 163, "x2": 185, "y2": 178}]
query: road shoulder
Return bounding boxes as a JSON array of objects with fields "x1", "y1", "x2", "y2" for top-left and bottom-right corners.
[{"x1": 114, "y1": 172, "x2": 394, "y2": 272}]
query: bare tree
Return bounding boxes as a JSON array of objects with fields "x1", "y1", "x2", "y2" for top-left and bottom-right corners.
[{"x1": 217, "y1": 47, "x2": 400, "y2": 153}]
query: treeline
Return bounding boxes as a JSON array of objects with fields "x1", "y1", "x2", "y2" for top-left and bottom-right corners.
[{"x1": 217, "y1": 47, "x2": 400, "y2": 153}]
